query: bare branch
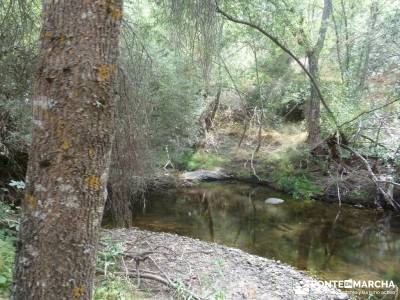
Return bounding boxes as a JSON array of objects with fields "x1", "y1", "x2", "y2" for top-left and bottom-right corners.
[{"x1": 338, "y1": 98, "x2": 400, "y2": 129}]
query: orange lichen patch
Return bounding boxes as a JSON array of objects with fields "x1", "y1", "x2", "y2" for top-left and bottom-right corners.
[
  {"x1": 73, "y1": 89, "x2": 80, "y2": 98},
  {"x1": 72, "y1": 285, "x2": 85, "y2": 299},
  {"x1": 110, "y1": 5, "x2": 123, "y2": 21},
  {"x1": 97, "y1": 64, "x2": 110, "y2": 82},
  {"x1": 61, "y1": 139, "x2": 70, "y2": 151},
  {"x1": 55, "y1": 120, "x2": 66, "y2": 135},
  {"x1": 42, "y1": 110, "x2": 50, "y2": 121},
  {"x1": 58, "y1": 33, "x2": 66, "y2": 45},
  {"x1": 25, "y1": 195, "x2": 37, "y2": 210},
  {"x1": 43, "y1": 31, "x2": 53, "y2": 39},
  {"x1": 88, "y1": 148, "x2": 95, "y2": 159},
  {"x1": 85, "y1": 175, "x2": 101, "y2": 190}
]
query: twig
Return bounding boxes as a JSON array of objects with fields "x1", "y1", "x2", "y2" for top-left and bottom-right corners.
[
  {"x1": 250, "y1": 149, "x2": 260, "y2": 181},
  {"x1": 340, "y1": 144, "x2": 400, "y2": 210},
  {"x1": 358, "y1": 134, "x2": 392, "y2": 151},
  {"x1": 338, "y1": 98, "x2": 400, "y2": 129},
  {"x1": 336, "y1": 169, "x2": 342, "y2": 207},
  {"x1": 181, "y1": 250, "x2": 214, "y2": 256},
  {"x1": 376, "y1": 180, "x2": 400, "y2": 187},
  {"x1": 163, "y1": 145, "x2": 174, "y2": 170},
  {"x1": 121, "y1": 271, "x2": 204, "y2": 300}
]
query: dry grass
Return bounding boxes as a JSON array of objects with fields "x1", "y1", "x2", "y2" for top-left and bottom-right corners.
[{"x1": 215, "y1": 120, "x2": 307, "y2": 159}]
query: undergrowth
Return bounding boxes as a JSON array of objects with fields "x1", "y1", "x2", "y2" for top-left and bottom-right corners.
[
  {"x1": 0, "y1": 232, "x2": 15, "y2": 297},
  {"x1": 264, "y1": 147, "x2": 323, "y2": 200},
  {"x1": 176, "y1": 150, "x2": 227, "y2": 171},
  {"x1": 272, "y1": 169, "x2": 322, "y2": 200},
  {"x1": 0, "y1": 202, "x2": 18, "y2": 297},
  {"x1": 95, "y1": 274, "x2": 138, "y2": 300},
  {"x1": 95, "y1": 239, "x2": 137, "y2": 299}
]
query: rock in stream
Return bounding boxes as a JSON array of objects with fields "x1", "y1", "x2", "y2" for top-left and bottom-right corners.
[{"x1": 265, "y1": 198, "x2": 285, "y2": 205}]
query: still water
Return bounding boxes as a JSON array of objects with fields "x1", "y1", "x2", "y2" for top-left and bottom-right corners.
[{"x1": 132, "y1": 182, "x2": 400, "y2": 285}]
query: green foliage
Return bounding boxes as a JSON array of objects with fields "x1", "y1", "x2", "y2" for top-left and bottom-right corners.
[
  {"x1": 264, "y1": 148, "x2": 322, "y2": 200},
  {"x1": 0, "y1": 202, "x2": 19, "y2": 233},
  {"x1": 95, "y1": 275, "x2": 137, "y2": 300},
  {"x1": 95, "y1": 239, "x2": 140, "y2": 299},
  {"x1": 178, "y1": 151, "x2": 227, "y2": 171},
  {"x1": 96, "y1": 239, "x2": 124, "y2": 274},
  {"x1": 0, "y1": 202, "x2": 17, "y2": 297},
  {"x1": 273, "y1": 170, "x2": 322, "y2": 200},
  {"x1": 0, "y1": 0, "x2": 40, "y2": 151},
  {"x1": 0, "y1": 232, "x2": 15, "y2": 297}
]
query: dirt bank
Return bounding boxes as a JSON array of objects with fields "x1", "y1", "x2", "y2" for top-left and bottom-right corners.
[{"x1": 101, "y1": 228, "x2": 348, "y2": 300}]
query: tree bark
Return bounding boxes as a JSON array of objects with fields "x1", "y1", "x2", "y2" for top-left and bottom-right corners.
[
  {"x1": 306, "y1": 0, "x2": 332, "y2": 148},
  {"x1": 12, "y1": 1, "x2": 123, "y2": 299},
  {"x1": 306, "y1": 53, "x2": 321, "y2": 148}
]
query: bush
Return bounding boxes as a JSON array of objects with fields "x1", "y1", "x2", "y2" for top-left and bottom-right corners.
[
  {"x1": 264, "y1": 147, "x2": 322, "y2": 200},
  {"x1": 273, "y1": 170, "x2": 322, "y2": 200}
]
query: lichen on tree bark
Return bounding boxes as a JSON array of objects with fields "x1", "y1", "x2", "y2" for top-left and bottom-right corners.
[{"x1": 12, "y1": 1, "x2": 123, "y2": 299}]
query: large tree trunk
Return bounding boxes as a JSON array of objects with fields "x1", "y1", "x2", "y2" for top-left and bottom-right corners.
[{"x1": 12, "y1": 1, "x2": 123, "y2": 299}]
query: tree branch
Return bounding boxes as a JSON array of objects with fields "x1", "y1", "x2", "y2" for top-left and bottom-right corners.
[
  {"x1": 338, "y1": 98, "x2": 400, "y2": 129},
  {"x1": 215, "y1": 2, "x2": 341, "y2": 132}
]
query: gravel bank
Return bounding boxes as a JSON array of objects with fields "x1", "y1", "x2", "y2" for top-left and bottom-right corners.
[{"x1": 103, "y1": 228, "x2": 349, "y2": 300}]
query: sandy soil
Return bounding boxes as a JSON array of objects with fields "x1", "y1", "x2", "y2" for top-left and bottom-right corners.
[{"x1": 102, "y1": 228, "x2": 349, "y2": 300}]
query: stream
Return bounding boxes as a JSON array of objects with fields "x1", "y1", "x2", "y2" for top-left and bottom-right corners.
[{"x1": 129, "y1": 182, "x2": 400, "y2": 286}]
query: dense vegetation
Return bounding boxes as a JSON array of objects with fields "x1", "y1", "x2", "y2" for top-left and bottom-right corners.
[{"x1": 0, "y1": 0, "x2": 399, "y2": 298}]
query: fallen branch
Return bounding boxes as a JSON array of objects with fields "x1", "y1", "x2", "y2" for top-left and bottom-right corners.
[
  {"x1": 122, "y1": 271, "x2": 204, "y2": 300},
  {"x1": 116, "y1": 249, "x2": 204, "y2": 300}
]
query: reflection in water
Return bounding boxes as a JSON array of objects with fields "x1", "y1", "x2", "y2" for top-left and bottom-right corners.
[{"x1": 129, "y1": 182, "x2": 400, "y2": 285}]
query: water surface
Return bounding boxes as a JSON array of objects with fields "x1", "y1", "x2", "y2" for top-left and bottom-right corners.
[{"x1": 131, "y1": 182, "x2": 400, "y2": 285}]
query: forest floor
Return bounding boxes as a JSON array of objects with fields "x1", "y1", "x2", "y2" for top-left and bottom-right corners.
[{"x1": 99, "y1": 228, "x2": 349, "y2": 300}]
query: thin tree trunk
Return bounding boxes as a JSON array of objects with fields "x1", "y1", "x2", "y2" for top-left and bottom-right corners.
[
  {"x1": 306, "y1": 53, "x2": 321, "y2": 148},
  {"x1": 12, "y1": 1, "x2": 123, "y2": 299},
  {"x1": 340, "y1": 0, "x2": 351, "y2": 73},
  {"x1": 332, "y1": 13, "x2": 344, "y2": 84},
  {"x1": 306, "y1": 0, "x2": 332, "y2": 148},
  {"x1": 357, "y1": 2, "x2": 378, "y2": 92}
]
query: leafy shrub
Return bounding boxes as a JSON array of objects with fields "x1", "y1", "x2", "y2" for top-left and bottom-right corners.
[
  {"x1": 273, "y1": 170, "x2": 322, "y2": 200},
  {"x1": 96, "y1": 240, "x2": 123, "y2": 274},
  {"x1": 0, "y1": 231, "x2": 15, "y2": 297},
  {"x1": 264, "y1": 147, "x2": 322, "y2": 200}
]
